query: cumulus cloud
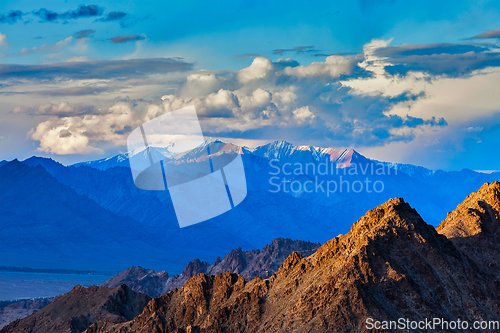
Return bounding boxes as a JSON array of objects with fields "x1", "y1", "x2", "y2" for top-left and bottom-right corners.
[
  {"x1": 158, "y1": 45, "x2": 445, "y2": 147},
  {"x1": 339, "y1": 38, "x2": 500, "y2": 169},
  {"x1": 0, "y1": 32, "x2": 6, "y2": 46},
  {"x1": 30, "y1": 118, "x2": 103, "y2": 154},
  {"x1": 373, "y1": 42, "x2": 500, "y2": 77},
  {"x1": 109, "y1": 34, "x2": 146, "y2": 44},
  {"x1": 292, "y1": 106, "x2": 316, "y2": 124},
  {"x1": 175, "y1": 71, "x2": 225, "y2": 99},
  {"x1": 13, "y1": 102, "x2": 97, "y2": 116},
  {"x1": 23, "y1": 37, "x2": 500, "y2": 156},
  {"x1": 283, "y1": 55, "x2": 359, "y2": 78},
  {"x1": 28, "y1": 101, "x2": 154, "y2": 155},
  {"x1": 237, "y1": 57, "x2": 273, "y2": 83}
]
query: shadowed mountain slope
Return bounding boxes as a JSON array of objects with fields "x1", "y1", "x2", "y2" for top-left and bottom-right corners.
[
  {"x1": 0, "y1": 159, "x2": 174, "y2": 271},
  {"x1": 6, "y1": 140, "x2": 499, "y2": 273},
  {"x1": 0, "y1": 298, "x2": 54, "y2": 329},
  {"x1": 84, "y1": 193, "x2": 500, "y2": 333},
  {"x1": 102, "y1": 238, "x2": 321, "y2": 297},
  {"x1": 437, "y1": 181, "x2": 500, "y2": 276},
  {"x1": 0, "y1": 284, "x2": 150, "y2": 333},
  {"x1": 100, "y1": 267, "x2": 170, "y2": 298}
]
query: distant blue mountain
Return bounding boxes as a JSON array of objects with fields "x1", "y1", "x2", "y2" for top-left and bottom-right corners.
[{"x1": 2, "y1": 140, "x2": 499, "y2": 273}]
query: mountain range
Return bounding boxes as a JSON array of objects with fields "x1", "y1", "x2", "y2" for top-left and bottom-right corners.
[
  {"x1": 0, "y1": 237, "x2": 320, "y2": 329},
  {"x1": 101, "y1": 237, "x2": 321, "y2": 298},
  {"x1": 82, "y1": 181, "x2": 500, "y2": 332},
  {"x1": 2, "y1": 181, "x2": 500, "y2": 332},
  {"x1": 1, "y1": 284, "x2": 150, "y2": 333},
  {"x1": 1, "y1": 139, "x2": 499, "y2": 274}
]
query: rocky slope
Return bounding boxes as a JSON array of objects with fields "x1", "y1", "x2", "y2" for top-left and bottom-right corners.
[
  {"x1": 0, "y1": 238, "x2": 320, "y2": 328},
  {"x1": 102, "y1": 238, "x2": 320, "y2": 297},
  {"x1": 84, "y1": 192, "x2": 500, "y2": 333},
  {"x1": 437, "y1": 181, "x2": 500, "y2": 276},
  {"x1": 0, "y1": 298, "x2": 54, "y2": 329},
  {"x1": 0, "y1": 284, "x2": 150, "y2": 333},
  {"x1": 101, "y1": 267, "x2": 170, "y2": 298},
  {"x1": 8, "y1": 141, "x2": 500, "y2": 274},
  {"x1": 164, "y1": 237, "x2": 320, "y2": 292},
  {"x1": 0, "y1": 159, "x2": 171, "y2": 271},
  {"x1": 206, "y1": 237, "x2": 320, "y2": 280}
]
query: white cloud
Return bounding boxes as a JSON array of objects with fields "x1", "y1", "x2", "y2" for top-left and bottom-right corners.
[
  {"x1": 28, "y1": 101, "x2": 152, "y2": 155},
  {"x1": 39, "y1": 102, "x2": 73, "y2": 114},
  {"x1": 0, "y1": 32, "x2": 6, "y2": 46},
  {"x1": 237, "y1": 57, "x2": 273, "y2": 83},
  {"x1": 158, "y1": 45, "x2": 447, "y2": 146},
  {"x1": 66, "y1": 56, "x2": 90, "y2": 62},
  {"x1": 19, "y1": 36, "x2": 74, "y2": 56},
  {"x1": 467, "y1": 126, "x2": 483, "y2": 132},
  {"x1": 13, "y1": 102, "x2": 96, "y2": 116},
  {"x1": 284, "y1": 55, "x2": 358, "y2": 78},
  {"x1": 30, "y1": 118, "x2": 102, "y2": 155},
  {"x1": 358, "y1": 38, "x2": 393, "y2": 76},
  {"x1": 238, "y1": 88, "x2": 272, "y2": 113},
  {"x1": 26, "y1": 37, "x2": 499, "y2": 159},
  {"x1": 292, "y1": 106, "x2": 315, "y2": 124},
  {"x1": 176, "y1": 71, "x2": 224, "y2": 99},
  {"x1": 203, "y1": 89, "x2": 238, "y2": 116}
]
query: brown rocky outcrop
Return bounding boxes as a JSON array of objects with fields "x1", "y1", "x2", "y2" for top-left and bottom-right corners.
[
  {"x1": 103, "y1": 238, "x2": 320, "y2": 296},
  {"x1": 0, "y1": 298, "x2": 54, "y2": 329},
  {"x1": 85, "y1": 195, "x2": 500, "y2": 332},
  {"x1": 437, "y1": 181, "x2": 500, "y2": 276},
  {"x1": 0, "y1": 284, "x2": 150, "y2": 333},
  {"x1": 101, "y1": 266, "x2": 169, "y2": 298}
]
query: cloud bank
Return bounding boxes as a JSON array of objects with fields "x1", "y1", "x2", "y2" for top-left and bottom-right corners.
[{"x1": 8, "y1": 33, "x2": 500, "y2": 161}]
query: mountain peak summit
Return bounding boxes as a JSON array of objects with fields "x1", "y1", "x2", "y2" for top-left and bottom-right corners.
[
  {"x1": 347, "y1": 197, "x2": 431, "y2": 240},
  {"x1": 438, "y1": 181, "x2": 500, "y2": 238},
  {"x1": 437, "y1": 181, "x2": 500, "y2": 276}
]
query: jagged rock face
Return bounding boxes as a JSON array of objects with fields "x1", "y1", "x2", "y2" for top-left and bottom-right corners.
[
  {"x1": 164, "y1": 259, "x2": 212, "y2": 292},
  {"x1": 0, "y1": 298, "x2": 54, "y2": 329},
  {"x1": 85, "y1": 272, "x2": 265, "y2": 333},
  {"x1": 205, "y1": 237, "x2": 320, "y2": 280},
  {"x1": 437, "y1": 181, "x2": 500, "y2": 276},
  {"x1": 102, "y1": 238, "x2": 320, "y2": 297},
  {"x1": 0, "y1": 285, "x2": 150, "y2": 333},
  {"x1": 101, "y1": 266, "x2": 169, "y2": 298},
  {"x1": 85, "y1": 196, "x2": 500, "y2": 333}
]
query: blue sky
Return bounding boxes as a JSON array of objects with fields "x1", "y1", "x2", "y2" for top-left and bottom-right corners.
[{"x1": 0, "y1": 0, "x2": 500, "y2": 170}]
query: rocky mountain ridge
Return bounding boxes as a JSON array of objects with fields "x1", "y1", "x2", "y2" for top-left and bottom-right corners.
[
  {"x1": 4, "y1": 138, "x2": 500, "y2": 275},
  {"x1": 82, "y1": 182, "x2": 500, "y2": 333},
  {"x1": 0, "y1": 237, "x2": 320, "y2": 328},
  {"x1": 4, "y1": 182, "x2": 500, "y2": 333},
  {"x1": 437, "y1": 180, "x2": 500, "y2": 276},
  {"x1": 0, "y1": 298, "x2": 54, "y2": 329},
  {"x1": 102, "y1": 237, "x2": 321, "y2": 297},
  {"x1": 0, "y1": 284, "x2": 150, "y2": 333}
]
